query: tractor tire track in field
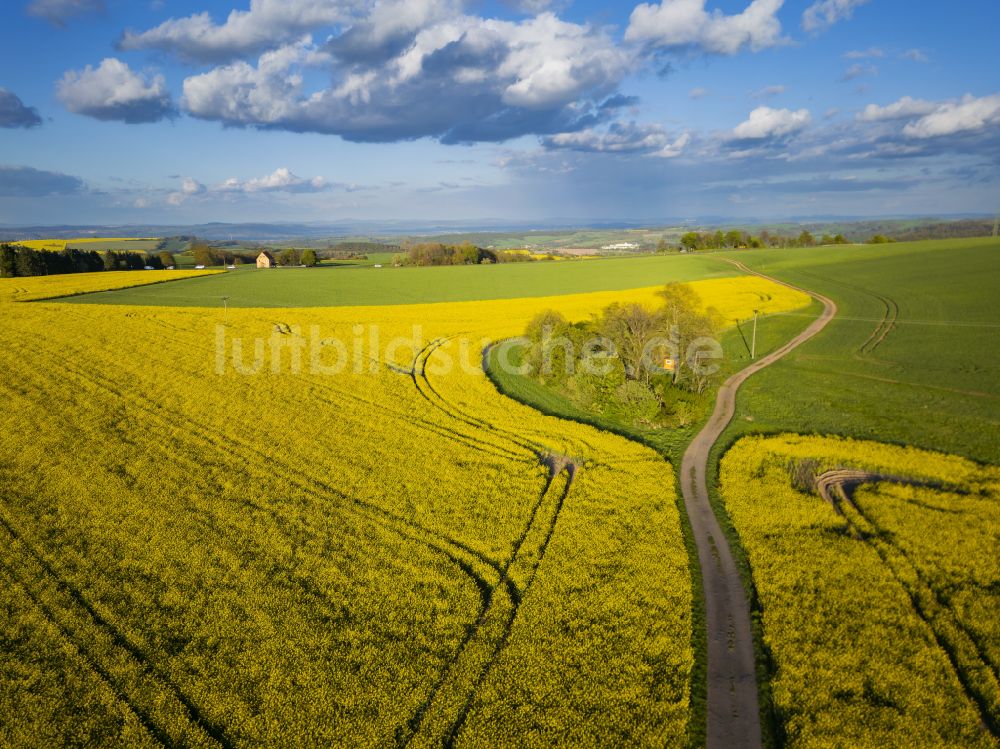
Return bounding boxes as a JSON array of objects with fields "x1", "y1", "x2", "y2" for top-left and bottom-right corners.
[
  {"x1": 7, "y1": 338, "x2": 528, "y2": 744},
  {"x1": 20, "y1": 330, "x2": 578, "y2": 748},
  {"x1": 314, "y1": 384, "x2": 523, "y2": 462},
  {"x1": 442, "y1": 460, "x2": 575, "y2": 749},
  {"x1": 684, "y1": 259, "x2": 838, "y2": 749},
  {"x1": 411, "y1": 337, "x2": 552, "y2": 458},
  {"x1": 816, "y1": 471, "x2": 1000, "y2": 738},
  {"x1": 0, "y1": 560, "x2": 173, "y2": 749},
  {"x1": 859, "y1": 291, "x2": 898, "y2": 355},
  {"x1": 19, "y1": 333, "x2": 510, "y2": 581},
  {"x1": 400, "y1": 461, "x2": 576, "y2": 749},
  {"x1": 792, "y1": 268, "x2": 898, "y2": 358},
  {"x1": 400, "y1": 339, "x2": 577, "y2": 746},
  {"x1": 0, "y1": 512, "x2": 229, "y2": 749}
]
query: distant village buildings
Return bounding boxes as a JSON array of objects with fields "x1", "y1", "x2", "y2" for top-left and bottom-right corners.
[{"x1": 601, "y1": 242, "x2": 640, "y2": 251}]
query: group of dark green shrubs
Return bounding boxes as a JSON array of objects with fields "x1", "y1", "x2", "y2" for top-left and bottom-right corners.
[
  {"x1": 0, "y1": 244, "x2": 179, "y2": 278},
  {"x1": 516, "y1": 284, "x2": 722, "y2": 428}
]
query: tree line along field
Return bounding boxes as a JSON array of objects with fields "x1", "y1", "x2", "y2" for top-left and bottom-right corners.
[{"x1": 0, "y1": 268, "x2": 804, "y2": 746}]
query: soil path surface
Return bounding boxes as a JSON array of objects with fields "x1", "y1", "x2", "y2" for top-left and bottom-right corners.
[{"x1": 682, "y1": 259, "x2": 837, "y2": 748}]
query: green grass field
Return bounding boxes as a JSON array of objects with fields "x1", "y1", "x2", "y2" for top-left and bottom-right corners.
[
  {"x1": 713, "y1": 237, "x2": 1000, "y2": 464},
  {"x1": 64, "y1": 254, "x2": 738, "y2": 308}
]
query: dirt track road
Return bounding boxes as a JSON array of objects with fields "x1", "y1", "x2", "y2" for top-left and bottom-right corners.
[{"x1": 681, "y1": 260, "x2": 837, "y2": 748}]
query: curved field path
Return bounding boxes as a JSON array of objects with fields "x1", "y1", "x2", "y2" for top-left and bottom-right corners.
[{"x1": 681, "y1": 259, "x2": 837, "y2": 748}]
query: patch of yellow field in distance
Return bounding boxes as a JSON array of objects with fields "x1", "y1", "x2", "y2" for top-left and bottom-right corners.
[
  {"x1": 0, "y1": 270, "x2": 222, "y2": 303},
  {"x1": 15, "y1": 238, "x2": 159, "y2": 252}
]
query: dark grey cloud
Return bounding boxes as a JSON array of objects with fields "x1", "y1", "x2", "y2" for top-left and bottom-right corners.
[
  {"x1": 327, "y1": 1, "x2": 459, "y2": 66},
  {"x1": 0, "y1": 165, "x2": 85, "y2": 197},
  {"x1": 26, "y1": 0, "x2": 104, "y2": 26},
  {"x1": 0, "y1": 88, "x2": 42, "y2": 128}
]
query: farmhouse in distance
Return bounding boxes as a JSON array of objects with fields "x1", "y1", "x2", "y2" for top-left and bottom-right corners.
[{"x1": 256, "y1": 251, "x2": 276, "y2": 269}]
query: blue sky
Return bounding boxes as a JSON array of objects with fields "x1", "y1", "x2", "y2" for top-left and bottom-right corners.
[{"x1": 0, "y1": 0, "x2": 998, "y2": 225}]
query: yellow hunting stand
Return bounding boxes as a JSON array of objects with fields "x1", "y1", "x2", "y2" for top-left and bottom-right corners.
[{"x1": 662, "y1": 357, "x2": 677, "y2": 373}]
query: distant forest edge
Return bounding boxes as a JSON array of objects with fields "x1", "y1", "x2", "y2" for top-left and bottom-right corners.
[
  {"x1": 2, "y1": 217, "x2": 995, "y2": 278},
  {"x1": 0, "y1": 216, "x2": 994, "y2": 249}
]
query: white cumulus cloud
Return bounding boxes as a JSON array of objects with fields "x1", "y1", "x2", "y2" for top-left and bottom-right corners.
[
  {"x1": 120, "y1": 0, "x2": 364, "y2": 62},
  {"x1": 903, "y1": 93, "x2": 1000, "y2": 138},
  {"x1": 857, "y1": 96, "x2": 936, "y2": 122},
  {"x1": 181, "y1": 178, "x2": 207, "y2": 195},
  {"x1": 57, "y1": 58, "x2": 173, "y2": 123},
  {"x1": 543, "y1": 122, "x2": 690, "y2": 158},
  {"x1": 625, "y1": 0, "x2": 785, "y2": 56},
  {"x1": 732, "y1": 106, "x2": 811, "y2": 139},
  {"x1": 219, "y1": 167, "x2": 329, "y2": 193}
]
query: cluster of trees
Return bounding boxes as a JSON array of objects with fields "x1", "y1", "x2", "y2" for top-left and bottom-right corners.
[
  {"x1": 678, "y1": 229, "x2": 851, "y2": 251},
  {"x1": 1, "y1": 245, "x2": 103, "y2": 277},
  {"x1": 673, "y1": 229, "x2": 907, "y2": 252},
  {"x1": 520, "y1": 284, "x2": 721, "y2": 427},
  {"x1": 191, "y1": 243, "x2": 251, "y2": 267},
  {"x1": 894, "y1": 219, "x2": 995, "y2": 241},
  {"x1": 0, "y1": 244, "x2": 177, "y2": 278},
  {"x1": 402, "y1": 242, "x2": 492, "y2": 266},
  {"x1": 272, "y1": 248, "x2": 318, "y2": 267},
  {"x1": 402, "y1": 242, "x2": 542, "y2": 266},
  {"x1": 102, "y1": 251, "x2": 166, "y2": 271}
]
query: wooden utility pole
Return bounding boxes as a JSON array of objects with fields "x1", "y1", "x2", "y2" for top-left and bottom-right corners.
[{"x1": 751, "y1": 310, "x2": 759, "y2": 360}]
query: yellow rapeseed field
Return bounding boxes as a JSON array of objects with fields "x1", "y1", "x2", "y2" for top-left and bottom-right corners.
[
  {"x1": 0, "y1": 271, "x2": 806, "y2": 746},
  {"x1": 14, "y1": 237, "x2": 158, "y2": 252},
  {"x1": 0, "y1": 270, "x2": 221, "y2": 303},
  {"x1": 720, "y1": 434, "x2": 999, "y2": 748}
]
